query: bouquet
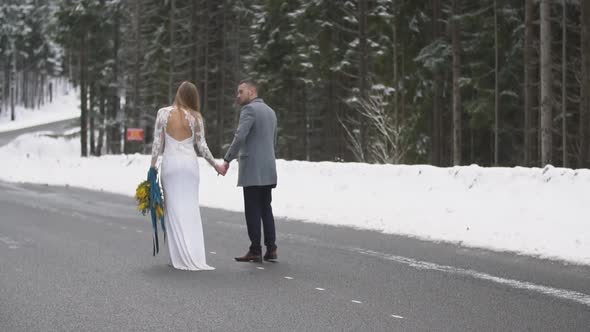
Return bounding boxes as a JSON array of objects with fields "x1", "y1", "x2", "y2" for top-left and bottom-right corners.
[
  {"x1": 135, "y1": 181, "x2": 163, "y2": 218},
  {"x1": 135, "y1": 167, "x2": 166, "y2": 256}
]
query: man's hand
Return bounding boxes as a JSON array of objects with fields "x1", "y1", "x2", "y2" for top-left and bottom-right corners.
[
  {"x1": 214, "y1": 162, "x2": 225, "y2": 176},
  {"x1": 214, "y1": 161, "x2": 229, "y2": 176},
  {"x1": 220, "y1": 161, "x2": 230, "y2": 176}
]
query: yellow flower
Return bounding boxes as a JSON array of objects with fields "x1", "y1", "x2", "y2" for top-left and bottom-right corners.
[
  {"x1": 135, "y1": 181, "x2": 150, "y2": 206},
  {"x1": 156, "y1": 205, "x2": 164, "y2": 219},
  {"x1": 134, "y1": 179, "x2": 165, "y2": 220}
]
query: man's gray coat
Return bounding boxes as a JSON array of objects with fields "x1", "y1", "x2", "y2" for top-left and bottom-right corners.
[{"x1": 224, "y1": 98, "x2": 277, "y2": 187}]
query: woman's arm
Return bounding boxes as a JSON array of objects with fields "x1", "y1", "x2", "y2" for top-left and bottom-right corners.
[
  {"x1": 193, "y1": 114, "x2": 217, "y2": 168},
  {"x1": 150, "y1": 108, "x2": 167, "y2": 168}
]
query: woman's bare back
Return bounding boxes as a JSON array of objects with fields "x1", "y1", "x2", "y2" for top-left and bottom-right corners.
[
  {"x1": 151, "y1": 106, "x2": 215, "y2": 169},
  {"x1": 166, "y1": 108, "x2": 195, "y2": 141}
]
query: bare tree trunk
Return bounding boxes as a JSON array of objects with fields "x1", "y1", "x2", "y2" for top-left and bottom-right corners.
[
  {"x1": 37, "y1": 71, "x2": 42, "y2": 108},
  {"x1": 80, "y1": 33, "x2": 88, "y2": 157},
  {"x1": 32, "y1": 70, "x2": 37, "y2": 109},
  {"x1": 30, "y1": 72, "x2": 34, "y2": 109},
  {"x1": 133, "y1": 0, "x2": 141, "y2": 129},
  {"x1": 451, "y1": 0, "x2": 461, "y2": 165},
  {"x1": 218, "y1": 0, "x2": 227, "y2": 154},
  {"x1": 168, "y1": 0, "x2": 175, "y2": 103},
  {"x1": 470, "y1": 128, "x2": 474, "y2": 163},
  {"x1": 22, "y1": 69, "x2": 27, "y2": 108},
  {"x1": 304, "y1": 88, "x2": 310, "y2": 161},
  {"x1": 26, "y1": 72, "x2": 30, "y2": 108},
  {"x1": 10, "y1": 41, "x2": 16, "y2": 121},
  {"x1": 540, "y1": 0, "x2": 552, "y2": 166},
  {"x1": 393, "y1": 20, "x2": 399, "y2": 128},
  {"x1": 35, "y1": 72, "x2": 39, "y2": 108},
  {"x1": 34, "y1": 72, "x2": 38, "y2": 109},
  {"x1": 39, "y1": 74, "x2": 45, "y2": 108},
  {"x1": 580, "y1": 0, "x2": 590, "y2": 167},
  {"x1": 358, "y1": 0, "x2": 368, "y2": 161},
  {"x1": 0, "y1": 59, "x2": 4, "y2": 114},
  {"x1": 431, "y1": 0, "x2": 442, "y2": 166},
  {"x1": 524, "y1": 0, "x2": 535, "y2": 166},
  {"x1": 561, "y1": 0, "x2": 567, "y2": 167},
  {"x1": 190, "y1": 0, "x2": 198, "y2": 84},
  {"x1": 3, "y1": 60, "x2": 8, "y2": 112},
  {"x1": 109, "y1": 5, "x2": 121, "y2": 154},
  {"x1": 494, "y1": 0, "x2": 499, "y2": 166},
  {"x1": 97, "y1": 85, "x2": 105, "y2": 156},
  {"x1": 67, "y1": 48, "x2": 73, "y2": 84},
  {"x1": 401, "y1": 52, "x2": 406, "y2": 121},
  {"x1": 89, "y1": 82, "x2": 96, "y2": 156},
  {"x1": 16, "y1": 68, "x2": 20, "y2": 110},
  {"x1": 202, "y1": 2, "x2": 209, "y2": 119},
  {"x1": 232, "y1": 7, "x2": 241, "y2": 131},
  {"x1": 30, "y1": 72, "x2": 34, "y2": 108}
]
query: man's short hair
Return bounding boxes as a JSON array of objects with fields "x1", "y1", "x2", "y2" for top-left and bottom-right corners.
[{"x1": 239, "y1": 78, "x2": 258, "y2": 91}]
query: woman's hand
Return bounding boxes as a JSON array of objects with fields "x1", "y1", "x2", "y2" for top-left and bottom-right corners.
[{"x1": 214, "y1": 161, "x2": 225, "y2": 176}]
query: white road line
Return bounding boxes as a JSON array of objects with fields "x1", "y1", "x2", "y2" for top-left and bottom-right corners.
[
  {"x1": 284, "y1": 276, "x2": 294, "y2": 280},
  {"x1": 136, "y1": 230, "x2": 143, "y2": 233},
  {"x1": 0, "y1": 235, "x2": 19, "y2": 247},
  {"x1": 215, "y1": 221, "x2": 247, "y2": 229},
  {"x1": 210, "y1": 251, "x2": 216, "y2": 254},
  {"x1": 351, "y1": 247, "x2": 590, "y2": 307},
  {"x1": 351, "y1": 300, "x2": 362, "y2": 304},
  {"x1": 256, "y1": 267, "x2": 265, "y2": 270},
  {"x1": 391, "y1": 315, "x2": 404, "y2": 319},
  {"x1": 0, "y1": 237, "x2": 17, "y2": 245},
  {"x1": 315, "y1": 288, "x2": 326, "y2": 291}
]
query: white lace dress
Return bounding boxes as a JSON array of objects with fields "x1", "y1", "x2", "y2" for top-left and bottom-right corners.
[{"x1": 150, "y1": 106, "x2": 215, "y2": 271}]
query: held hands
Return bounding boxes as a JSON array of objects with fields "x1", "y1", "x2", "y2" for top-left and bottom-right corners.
[
  {"x1": 214, "y1": 162, "x2": 224, "y2": 176},
  {"x1": 214, "y1": 161, "x2": 229, "y2": 176},
  {"x1": 223, "y1": 161, "x2": 229, "y2": 175}
]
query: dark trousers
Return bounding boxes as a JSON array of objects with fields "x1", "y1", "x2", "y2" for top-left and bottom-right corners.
[{"x1": 243, "y1": 185, "x2": 276, "y2": 253}]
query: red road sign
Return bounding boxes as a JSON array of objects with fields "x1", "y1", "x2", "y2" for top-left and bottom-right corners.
[{"x1": 126, "y1": 128, "x2": 145, "y2": 142}]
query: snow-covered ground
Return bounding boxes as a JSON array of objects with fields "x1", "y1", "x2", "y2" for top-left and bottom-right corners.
[
  {"x1": 1, "y1": 92, "x2": 589, "y2": 265},
  {"x1": 0, "y1": 83, "x2": 78, "y2": 132},
  {"x1": 1, "y1": 129, "x2": 589, "y2": 266}
]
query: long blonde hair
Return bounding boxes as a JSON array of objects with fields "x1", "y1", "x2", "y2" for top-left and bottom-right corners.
[{"x1": 173, "y1": 81, "x2": 201, "y2": 116}]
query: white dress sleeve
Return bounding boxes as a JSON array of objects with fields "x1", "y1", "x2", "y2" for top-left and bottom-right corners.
[
  {"x1": 192, "y1": 113, "x2": 216, "y2": 168},
  {"x1": 150, "y1": 108, "x2": 169, "y2": 168}
]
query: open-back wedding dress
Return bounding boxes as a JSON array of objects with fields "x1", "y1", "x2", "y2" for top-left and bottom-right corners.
[{"x1": 150, "y1": 106, "x2": 216, "y2": 271}]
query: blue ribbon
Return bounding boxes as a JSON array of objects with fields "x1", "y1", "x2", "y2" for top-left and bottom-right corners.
[{"x1": 148, "y1": 167, "x2": 166, "y2": 256}]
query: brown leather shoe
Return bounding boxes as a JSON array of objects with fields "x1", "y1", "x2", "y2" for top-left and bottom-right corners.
[
  {"x1": 264, "y1": 246, "x2": 277, "y2": 262},
  {"x1": 234, "y1": 251, "x2": 262, "y2": 263}
]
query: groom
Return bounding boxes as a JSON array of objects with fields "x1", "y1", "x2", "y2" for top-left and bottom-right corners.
[{"x1": 220, "y1": 79, "x2": 278, "y2": 263}]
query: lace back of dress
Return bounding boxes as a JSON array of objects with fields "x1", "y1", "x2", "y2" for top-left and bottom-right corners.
[{"x1": 163, "y1": 109, "x2": 196, "y2": 156}]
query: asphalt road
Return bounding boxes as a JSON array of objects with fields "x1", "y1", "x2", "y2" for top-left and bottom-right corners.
[
  {"x1": 0, "y1": 119, "x2": 78, "y2": 147},
  {"x1": 1, "y1": 122, "x2": 589, "y2": 331}
]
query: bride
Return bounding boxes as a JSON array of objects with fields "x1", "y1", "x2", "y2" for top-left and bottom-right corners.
[{"x1": 150, "y1": 81, "x2": 223, "y2": 271}]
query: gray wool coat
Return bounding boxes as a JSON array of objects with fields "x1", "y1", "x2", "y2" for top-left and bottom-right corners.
[{"x1": 224, "y1": 98, "x2": 278, "y2": 187}]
